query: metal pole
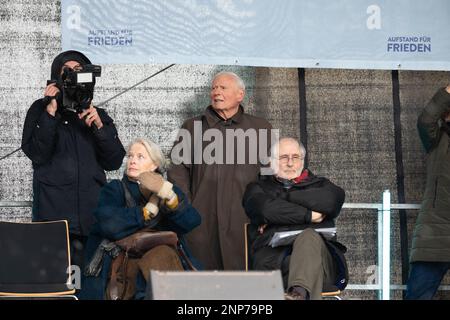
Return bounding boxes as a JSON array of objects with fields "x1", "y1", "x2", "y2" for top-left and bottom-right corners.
[
  {"x1": 0, "y1": 201, "x2": 32, "y2": 207},
  {"x1": 382, "y1": 190, "x2": 391, "y2": 300},
  {"x1": 297, "y1": 68, "x2": 308, "y2": 167},
  {"x1": 377, "y1": 202, "x2": 383, "y2": 299}
]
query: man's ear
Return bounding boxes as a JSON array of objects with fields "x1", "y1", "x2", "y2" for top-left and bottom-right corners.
[{"x1": 237, "y1": 89, "x2": 245, "y2": 103}]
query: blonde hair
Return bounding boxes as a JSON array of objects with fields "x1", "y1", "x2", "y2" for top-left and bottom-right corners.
[{"x1": 128, "y1": 138, "x2": 168, "y2": 171}]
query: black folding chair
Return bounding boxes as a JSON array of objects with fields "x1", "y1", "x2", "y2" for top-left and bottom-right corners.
[{"x1": 0, "y1": 220, "x2": 76, "y2": 299}]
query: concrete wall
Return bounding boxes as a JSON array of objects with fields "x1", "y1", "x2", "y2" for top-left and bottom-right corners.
[{"x1": 1, "y1": 0, "x2": 449, "y2": 299}]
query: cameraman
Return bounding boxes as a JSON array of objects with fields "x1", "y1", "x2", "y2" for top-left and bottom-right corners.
[{"x1": 21, "y1": 50, "x2": 126, "y2": 270}]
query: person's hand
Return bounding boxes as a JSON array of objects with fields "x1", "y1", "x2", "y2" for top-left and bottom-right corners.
[
  {"x1": 445, "y1": 85, "x2": 450, "y2": 94},
  {"x1": 78, "y1": 105, "x2": 103, "y2": 129},
  {"x1": 137, "y1": 171, "x2": 176, "y2": 201},
  {"x1": 138, "y1": 171, "x2": 165, "y2": 197},
  {"x1": 143, "y1": 194, "x2": 160, "y2": 222},
  {"x1": 44, "y1": 83, "x2": 60, "y2": 117},
  {"x1": 311, "y1": 211, "x2": 325, "y2": 223},
  {"x1": 138, "y1": 180, "x2": 152, "y2": 200}
]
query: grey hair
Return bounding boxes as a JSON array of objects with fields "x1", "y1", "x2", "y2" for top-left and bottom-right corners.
[
  {"x1": 214, "y1": 71, "x2": 246, "y2": 91},
  {"x1": 270, "y1": 137, "x2": 306, "y2": 163},
  {"x1": 128, "y1": 138, "x2": 168, "y2": 171}
]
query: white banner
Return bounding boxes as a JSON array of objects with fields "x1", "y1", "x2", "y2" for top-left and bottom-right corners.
[{"x1": 62, "y1": 0, "x2": 450, "y2": 70}]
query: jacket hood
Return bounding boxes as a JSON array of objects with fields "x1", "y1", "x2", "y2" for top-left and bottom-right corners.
[{"x1": 50, "y1": 50, "x2": 92, "y2": 81}]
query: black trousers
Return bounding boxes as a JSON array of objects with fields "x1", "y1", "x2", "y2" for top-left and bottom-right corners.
[{"x1": 69, "y1": 233, "x2": 88, "y2": 270}]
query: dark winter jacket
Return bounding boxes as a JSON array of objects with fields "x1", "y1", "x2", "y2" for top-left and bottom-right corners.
[
  {"x1": 243, "y1": 170, "x2": 348, "y2": 289},
  {"x1": 243, "y1": 170, "x2": 345, "y2": 251},
  {"x1": 80, "y1": 176, "x2": 201, "y2": 300},
  {"x1": 21, "y1": 98, "x2": 125, "y2": 235},
  {"x1": 411, "y1": 87, "x2": 450, "y2": 262}
]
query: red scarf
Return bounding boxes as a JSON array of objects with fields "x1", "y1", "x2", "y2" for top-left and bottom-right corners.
[{"x1": 293, "y1": 169, "x2": 309, "y2": 184}]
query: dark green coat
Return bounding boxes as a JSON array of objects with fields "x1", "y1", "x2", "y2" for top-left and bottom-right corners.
[{"x1": 411, "y1": 88, "x2": 450, "y2": 262}]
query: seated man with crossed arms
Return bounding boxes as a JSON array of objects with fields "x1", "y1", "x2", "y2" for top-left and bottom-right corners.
[{"x1": 243, "y1": 137, "x2": 348, "y2": 300}]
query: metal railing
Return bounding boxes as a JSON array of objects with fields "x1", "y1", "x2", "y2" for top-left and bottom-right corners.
[
  {"x1": 342, "y1": 192, "x2": 450, "y2": 299},
  {"x1": 0, "y1": 201, "x2": 32, "y2": 207},
  {"x1": 0, "y1": 193, "x2": 448, "y2": 300},
  {"x1": 342, "y1": 191, "x2": 421, "y2": 300}
]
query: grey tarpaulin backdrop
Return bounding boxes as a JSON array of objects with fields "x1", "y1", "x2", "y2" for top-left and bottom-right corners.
[
  {"x1": 0, "y1": 0, "x2": 449, "y2": 299},
  {"x1": 61, "y1": 0, "x2": 450, "y2": 70}
]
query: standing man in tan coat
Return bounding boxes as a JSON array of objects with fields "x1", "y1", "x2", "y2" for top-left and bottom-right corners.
[{"x1": 168, "y1": 71, "x2": 273, "y2": 270}]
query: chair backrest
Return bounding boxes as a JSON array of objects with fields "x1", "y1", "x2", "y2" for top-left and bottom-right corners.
[{"x1": 0, "y1": 220, "x2": 75, "y2": 297}]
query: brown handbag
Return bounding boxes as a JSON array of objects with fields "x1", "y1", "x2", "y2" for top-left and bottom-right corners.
[
  {"x1": 115, "y1": 228, "x2": 179, "y2": 258},
  {"x1": 107, "y1": 229, "x2": 179, "y2": 300}
]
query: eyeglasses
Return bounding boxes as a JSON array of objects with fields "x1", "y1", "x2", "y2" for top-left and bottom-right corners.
[{"x1": 278, "y1": 154, "x2": 304, "y2": 163}]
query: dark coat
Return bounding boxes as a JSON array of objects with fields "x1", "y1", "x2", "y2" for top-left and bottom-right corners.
[
  {"x1": 21, "y1": 98, "x2": 125, "y2": 235},
  {"x1": 243, "y1": 171, "x2": 345, "y2": 250},
  {"x1": 80, "y1": 176, "x2": 201, "y2": 300},
  {"x1": 242, "y1": 170, "x2": 348, "y2": 289},
  {"x1": 168, "y1": 106, "x2": 272, "y2": 270},
  {"x1": 411, "y1": 87, "x2": 450, "y2": 262}
]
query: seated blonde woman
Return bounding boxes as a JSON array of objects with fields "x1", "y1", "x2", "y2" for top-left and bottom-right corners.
[{"x1": 81, "y1": 138, "x2": 201, "y2": 300}]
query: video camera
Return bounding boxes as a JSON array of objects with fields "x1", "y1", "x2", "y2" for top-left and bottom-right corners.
[
  {"x1": 47, "y1": 64, "x2": 101, "y2": 113},
  {"x1": 61, "y1": 64, "x2": 101, "y2": 113}
]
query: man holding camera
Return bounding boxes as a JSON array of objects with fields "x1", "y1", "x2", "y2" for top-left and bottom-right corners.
[{"x1": 22, "y1": 50, "x2": 126, "y2": 270}]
